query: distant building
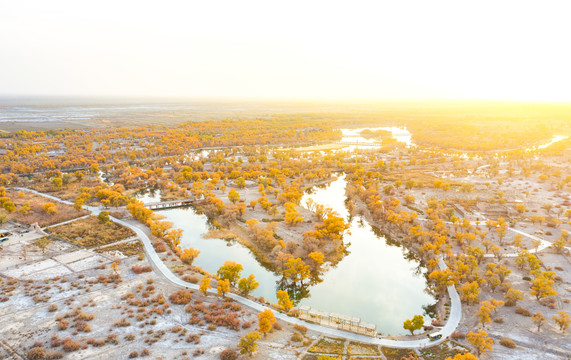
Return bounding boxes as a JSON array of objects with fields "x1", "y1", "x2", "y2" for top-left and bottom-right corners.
[{"x1": 476, "y1": 202, "x2": 516, "y2": 218}]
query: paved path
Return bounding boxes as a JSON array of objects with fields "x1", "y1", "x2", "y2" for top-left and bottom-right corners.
[
  {"x1": 43, "y1": 214, "x2": 91, "y2": 229},
  {"x1": 16, "y1": 188, "x2": 460, "y2": 348}
]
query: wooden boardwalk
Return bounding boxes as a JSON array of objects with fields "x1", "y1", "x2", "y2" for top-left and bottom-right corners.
[{"x1": 145, "y1": 199, "x2": 195, "y2": 210}]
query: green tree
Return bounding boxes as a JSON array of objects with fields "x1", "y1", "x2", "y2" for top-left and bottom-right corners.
[
  {"x1": 217, "y1": 261, "x2": 243, "y2": 286},
  {"x1": 51, "y1": 177, "x2": 63, "y2": 188},
  {"x1": 530, "y1": 271, "x2": 557, "y2": 300},
  {"x1": 238, "y1": 331, "x2": 260, "y2": 356},
  {"x1": 552, "y1": 311, "x2": 570, "y2": 333},
  {"x1": 283, "y1": 257, "x2": 310, "y2": 286},
  {"x1": 444, "y1": 354, "x2": 479, "y2": 360},
  {"x1": 228, "y1": 189, "x2": 240, "y2": 204},
  {"x1": 98, "y1": 210, "x2": 110, "y2": 224},
  {"x1": 3, "y1": 201, "x2": 15, "y2": 213},
  {"x1": 18, "y1": 202, "x2": 30, "y2": 216},
  {"x1": 276, "y1": 290, "x2": 293, "y2": 312},
  {"x1": 238, "y1": 274, "x2": 259, "y2": 296},
  {"x1": 217, "y1": 279, "x2": 230, "y2": 297},
  {"x1": 199, "y1": 277, "x2": 211, "y2": 295},
  {"x1": 42, "y1": 203, "x2": 58, "y2": 215},
  {"x1": 34, "y1": 237, "x2": 51, "y2": 254},
  {"x1": 258, "y1": 309, "x2": 276, "y2": 336},
  {"x1": 467, "y1": 330, "x2": 494, "y2": 357},
  {"x1": 532, "y1": 312, "x2": 546, "y2": 332},
  {"x1": 403, "y1": 314, "x2": 424, "y2": 335}
]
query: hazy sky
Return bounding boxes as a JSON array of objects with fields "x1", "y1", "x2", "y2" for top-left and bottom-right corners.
[{"x1": 1, "y1": 1, "x2": 570, "y2": 101}]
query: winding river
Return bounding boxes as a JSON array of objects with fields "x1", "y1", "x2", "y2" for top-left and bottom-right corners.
[
  {"x1": 139, "y1": 174, "x2": 436, "y2": 335},
  {"x1": 133, "y1": 128, "x2": 567, "y2": 335}
]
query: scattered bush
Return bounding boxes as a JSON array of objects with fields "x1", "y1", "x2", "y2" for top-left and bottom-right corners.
[
  {"x1": 129, "y1": 350, "x2": 139, "y2": 358},
  {"x1": 500, "y1": 337, "x2": 516, "y2": 348},
  {"x1": 169, "y1": 290, "x2": 192, "y2": 305},
  {"x1": 61, "y1": 338, "x2": 80, "y2": 352},
  {"x1": 242, "y1": 321, "x2": 251, "y2": 329},
  {"x1": 186, "y1": 334, "x2": 201, "y2": 344},
  {"x1": 113, "y1": 318, "x2": 131, "y2": 327},
  {"x1": 154, "y1": 242, "x2": 167, "y2": 253},
  {"x1": 220, "y1": 349, "x2": 238, "y2": 360},
  {"x1": 27, "y1": 347, "x2": 46, "y2": 360},
  {"x1": 48, "y1": 304, "x2": 58, "y2": 312},
  {"x1": 132, "y1": 266, "x2": 152, "y2": 274},
  {"x1": 450, "y1": 331, "x2": 466, "y2": 340},
  {"x1": 57, "y1": 318, "x2": 69, "y2": 330},
  {"x1": 494, "y1": 317, "x2": 505, "y2": 323},
  {"x1": 515, "y1": 307, "x2": 532, "y2": 317},
  {"x1": 45, "y1": 350, "x2": 64, "y2": 360},
  {"x1": 294, "y1": 324, "x2": 307, "y2": 335},
  {"x1": 106, "y1": 334, "x2": 119, "y2": 345},
  {"x1": 291, "y1": 332, "x2": 303, "y2": 342}
]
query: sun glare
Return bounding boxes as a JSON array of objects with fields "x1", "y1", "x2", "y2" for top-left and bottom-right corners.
[{"x1": 0, "y1": 0, "x2": 570, "y2": 101}]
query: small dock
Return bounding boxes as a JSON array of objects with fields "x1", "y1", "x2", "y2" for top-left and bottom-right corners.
[
  {"x1": 145, "y1": 199, "x2": 195, "y2": 210},
  {"x1": 298, "y1": 305, "x2": 377, "y2": 337}
]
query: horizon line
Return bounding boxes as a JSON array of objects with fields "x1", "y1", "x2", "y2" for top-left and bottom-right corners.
[{"x1": 1, "y1": 94, "x2": 571, "y2": 105}]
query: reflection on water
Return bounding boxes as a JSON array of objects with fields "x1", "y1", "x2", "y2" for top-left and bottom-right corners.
[
  {"x1": 138, "y1": 174, "x2": 436, "y2": 335},
  {"x1": 340, "y1": 127, "x2": 413, "y2": 146},
  {"x1": 297, "y1": 175, "x2": 436, "y2": 335}
]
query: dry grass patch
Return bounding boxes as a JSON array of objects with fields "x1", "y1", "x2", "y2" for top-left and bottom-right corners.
[
  {"x1": 202, "y1": 228, "x2": 237, "y2": 240},
  {"x1": 418, "y1": 341, "x2": 470, "y2": 360},
  {"x1": 381, "y1": 347, "x2": 420, "y2": 360},
  {"x1": 49, "y1": 216, "x2": 135, "y2": 248},
  {"x1": 96, "y1": 241, "x2": 143, "y2": 256},
  {"x1": 347, "y1": 342, "x2": 380, "y2": 356},
  {"x1": 308, "y1": 337, "x2": 345, "y2": 355},
  {"x1": 3, "y1": 190, "x2": 88, "y2": 227}
]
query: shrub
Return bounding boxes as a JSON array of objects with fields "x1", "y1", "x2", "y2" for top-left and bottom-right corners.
[
  {"x1": 169, "y1": 290, "x2": 192, "y2": 305},
  {"x1": 505, "y1": 299, "x2": 517, "y2": 307},
  {"x1": 129, "y1": 351, "x2": 139, "y2": 358},
  {"x1": 242, "y1": 321, "x2": 251, "y2": 329},
  {"x1": 61, "y1": 338, "x2": 80, "y2": 352},
  {"x1": 500, "y1": 337, "x2": 516, "y2": 348},
  {"x1": 132, "y1": 266, "x2": 152, "y2": 274},
  {"x1": 494, "y1": 317, "x2": 505, "y2": 323},
  {"x1": 45, "y1": 350, "x2": 64, "y2": 360},
  {"x1": 291, "y1": 332, "x2": 303, "y2": 342},
  {"x1": 515, "y1": 307, "x2": 532, "y2": 317},
  {"x1": 106, "y1": 334, "x2": 119, "y2": 345},
  {"x1": 57, "y1": 318, "x2": 69, "y2": 330},
  {"x1": 154, "y1": 242, "x2": 167, "y2": 253},
  {"x1": 450, "y1": 331, "x2": 466, "y2": 340},
  {"x1": 48, "y1": 304, "x2": 58, "y2": 312},
  {"x1": 141, "y1": 348, "x2": 151, "y2": 356},
  {"x1": 114, "y1": 318, "x2": 131, "y2": 327},
  {"x1": 273, "y1": 322, "x2": 282, "y2": 331},
  {"x1": 294, "y1": 324, "x2": 307, "y2": 335},
  {"x1": 27, "y1": 347, "x2": 46, "y2": 360},
  {"x1": 75, "y1": 320, "x2": 92, "y2": 332},
  {"x1": 186, "y1": 334, "x2": 200, "y2": 344},
  {"x1": 220, "y1": 349, "x2": 238, "y2": 360}
]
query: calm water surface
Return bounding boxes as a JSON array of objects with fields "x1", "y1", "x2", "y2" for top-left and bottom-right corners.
[{"x1": 140, "y1": 175, "x2": 436, "y2": 335}]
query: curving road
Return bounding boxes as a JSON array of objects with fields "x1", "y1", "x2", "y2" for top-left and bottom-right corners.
[{"x1": 16, "y1": 187, "x2": 460, "y2": 348}]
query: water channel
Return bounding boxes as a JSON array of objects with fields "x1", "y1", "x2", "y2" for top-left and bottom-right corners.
[
  {"x1": 138, "y1": 175, "x2": 436, "y2": 336},
  {"x1": 134, "y1": 127, "x2": 566, "y2": 335}
]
